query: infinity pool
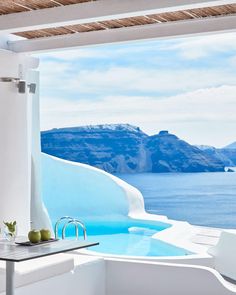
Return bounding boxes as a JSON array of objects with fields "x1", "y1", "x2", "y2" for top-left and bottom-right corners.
[{"x1": 59, "y1": 218, "x2": 192, "y2": 257}]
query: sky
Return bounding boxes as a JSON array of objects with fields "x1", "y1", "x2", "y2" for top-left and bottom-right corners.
[{"x1": 37, "y1": 32, "x2": 236, "y2": 148}]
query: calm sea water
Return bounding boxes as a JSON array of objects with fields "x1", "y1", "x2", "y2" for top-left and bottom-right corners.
[{"x1": 117, "y1": 172, "x2": 236, "y2": 229}]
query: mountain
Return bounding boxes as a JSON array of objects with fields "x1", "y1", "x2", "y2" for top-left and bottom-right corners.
[
  {"x1": 41, "y1": 124, "x2": 225, "y2": 173},
  {"x1": 41, "y1": 124, "x2": 148, "y2": 173},
  {"x1": 197, "y1": 145, "x2": 236, "y2": 166},
  {"x1": 147, "y1": 132, "x2": 224, "y2": 173},
  {"x1": 224, "y1": 142, "x2": 236, "y2": 149}
]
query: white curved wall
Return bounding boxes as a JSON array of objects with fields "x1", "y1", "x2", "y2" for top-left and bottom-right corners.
[
  {"x1": 106, "y1": 259, "x2": 236, "y2": 295},
  {"x1": 41, "y1": 153, "x2": 145, "y2": 223}
]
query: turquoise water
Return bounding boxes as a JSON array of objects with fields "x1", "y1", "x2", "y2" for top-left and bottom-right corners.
[
  {"x1": 43, "y1": 171, "x2": 236, "y2": 256},
  {"x1": 54, "y1": 218, "x2": 191, "y2": 256},
  {"x1": 87, "y1": 233, "x2": 191, "y2": 256},
  {"x1": 118, "y1": 172, "x2": 236, "y2": 229}
]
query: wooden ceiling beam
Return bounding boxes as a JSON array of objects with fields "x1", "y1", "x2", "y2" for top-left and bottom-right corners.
[
  {"x1": 8, "y1": 13, "x2": 236, "y2": 53},
  {"x1": 0, "y1": 0, "x2": 236, "y2": 34}
]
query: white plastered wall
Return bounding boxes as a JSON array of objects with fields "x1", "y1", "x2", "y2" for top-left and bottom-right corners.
[{"x1": 0, "y1": 50, "x2": 38, "y2": 235}]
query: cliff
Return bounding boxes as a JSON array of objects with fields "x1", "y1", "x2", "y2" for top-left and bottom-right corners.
[{"x1": 41, "y1": 124, "x2": 226, "y2": 173}]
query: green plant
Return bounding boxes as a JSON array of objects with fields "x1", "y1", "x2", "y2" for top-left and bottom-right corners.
[{"x1": 4, "y1": 221, "x2": 17, "y2": 236}]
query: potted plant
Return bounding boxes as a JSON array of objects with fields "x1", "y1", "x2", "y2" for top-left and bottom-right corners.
[{"x1": 3, "y1": 221, "x2": 17, "y2": 242}]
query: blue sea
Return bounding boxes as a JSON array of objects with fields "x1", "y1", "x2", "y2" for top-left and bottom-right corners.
[{"x1": 117, "y1": 172, "x2": 236, "y2": 229}]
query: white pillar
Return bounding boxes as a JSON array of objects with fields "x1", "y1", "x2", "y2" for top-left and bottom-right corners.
[
  {"x1": 0, "y1": 50, "x2": 37, "y2": 235},
  {"x1": 30, "y1": 70, "x2": 52, "y2": 232}
]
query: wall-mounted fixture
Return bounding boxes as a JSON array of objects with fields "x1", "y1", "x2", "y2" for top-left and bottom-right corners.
[
  {"x1": 0, "y1": 77, "x2": 36, "y2": 94},
  {"x1": 18, "y1": 80, "x2": 26, "y2": 93},
  {"x1": 28, "y1": 83, "x2": 37, "y2": 94},
  {"x1": 18, "y1": 80, "x2": 37, "y2": 94}
]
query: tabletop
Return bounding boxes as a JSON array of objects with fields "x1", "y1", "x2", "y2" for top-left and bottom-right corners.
[{"x1": 0, "y1": 239, "x2": 99, "y2": 262}]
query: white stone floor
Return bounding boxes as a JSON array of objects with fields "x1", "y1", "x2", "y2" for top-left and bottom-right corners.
[{"x1": 191, "y1": 225, "x2": 222, "y2": 247}]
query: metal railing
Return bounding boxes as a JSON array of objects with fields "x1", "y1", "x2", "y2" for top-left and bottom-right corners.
[{"x1": 54, "y1": 216, "x2": 87, "y2": 240}]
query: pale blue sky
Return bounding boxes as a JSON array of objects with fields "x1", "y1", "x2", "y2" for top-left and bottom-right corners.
[{"x1": 37, "y1": 32, "x2": 236, "y2": 148}]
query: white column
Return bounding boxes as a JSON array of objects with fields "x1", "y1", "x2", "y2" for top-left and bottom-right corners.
[
  {"x1": 29, "y1": 70, "x2": 52, "y2": 232},
  {"x1": 0, "y1": 50, "x2": 36, "y2": 235}
]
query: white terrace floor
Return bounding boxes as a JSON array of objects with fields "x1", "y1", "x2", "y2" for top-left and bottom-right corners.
[{"x1": 192, "y1": 226, "x2": 223, "y2": 247}]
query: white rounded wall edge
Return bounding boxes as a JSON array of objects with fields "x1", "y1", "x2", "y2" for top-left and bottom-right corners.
[
  {"x1": 41, "y1": 154, "x2": 210, "y2": 260},
  {"x1": 100, "y1": 167, "x2": 146, "y2": 217},
  {"x1": 41, "y1": 153, "x2": 149, "y2": 220},
  {"x1": 106, "y1": 259, "x2": 236, "y2": 295},
  {"x1": 0, "y1": 50, "x2": 38, "y2": 235},
  {"x1": 42, "y1": 153, "x2": 170, "y2": 221}
]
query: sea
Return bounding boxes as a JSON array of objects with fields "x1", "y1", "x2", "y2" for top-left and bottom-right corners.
[{"x1": 117, "y1": 172, "x2": 236, "y2": 229}]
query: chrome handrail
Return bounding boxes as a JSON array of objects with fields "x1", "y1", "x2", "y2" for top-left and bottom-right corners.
[
  {"x1": 62, "y1": 219, "x2": 87, "y2": 240},
  {"x1": 62, "y1": 220, "x2": 79, "y2": 240},
  {"x1": 54, "y1": 216, "x2": 74, "y2": 239},
  {"x1": 73, "y1": 219, "x2": 87, "y2": 240}
]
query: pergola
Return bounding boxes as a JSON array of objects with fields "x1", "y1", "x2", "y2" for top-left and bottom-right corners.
[
  {"x1": 1, "y1": 0, "x2": 236, "y2": 52},
  {"x1": 0, "y1": 0, "x2": 236, "y2": 235}
]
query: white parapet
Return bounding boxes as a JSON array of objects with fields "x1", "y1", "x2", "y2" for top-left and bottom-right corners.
[
  {"x1": 41, "y1": 153, "x2": 146, "y2": 222},
  {"x1": 106, "y1": 259, "x2": 236, "y2": 295}
]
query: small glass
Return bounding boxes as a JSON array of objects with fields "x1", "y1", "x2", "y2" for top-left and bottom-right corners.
[{"x1": 3, "y1": 221, "x2": 17, "y2": 242}]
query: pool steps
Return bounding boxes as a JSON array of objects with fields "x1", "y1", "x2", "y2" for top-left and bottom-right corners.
[{"x1": 54, "y1": 216, "x2": 87, "y2": 240}]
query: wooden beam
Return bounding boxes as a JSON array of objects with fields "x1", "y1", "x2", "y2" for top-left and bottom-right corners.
[
  {"x1": 8, "y1": 14, "x2": 236, "y2": 53},
  {"x1": 0, "y1": 0, "x2": 236, "y2": 34}
]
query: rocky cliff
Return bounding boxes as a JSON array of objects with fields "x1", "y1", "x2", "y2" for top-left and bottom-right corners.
[
  {"x1": 197, "y1": 145, "x2": 236, "y2": 167},
  {"x1": 41, "y1": 124, "x2": 226, "y2": 173}
]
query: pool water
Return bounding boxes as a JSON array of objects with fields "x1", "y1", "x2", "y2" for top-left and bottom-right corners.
[
  {"x1": 57, "y1": 218, "x2": 192, "y2": 257},
  {"x1": 88, "y1": 232, "x2": 191, "y2": 256}
]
